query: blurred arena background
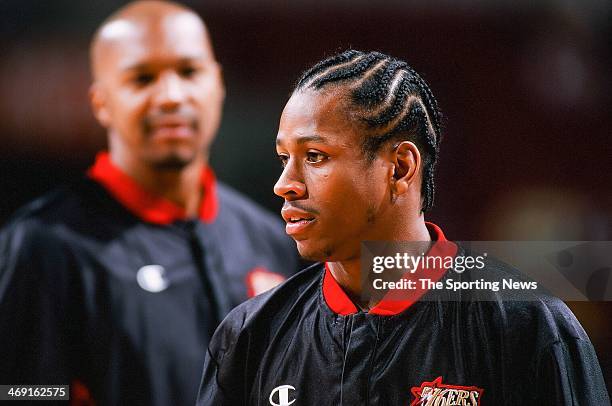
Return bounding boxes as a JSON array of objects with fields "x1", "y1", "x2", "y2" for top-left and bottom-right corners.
[{"x1": 1, "y1": 0, "x2": 610, "y2": 393}]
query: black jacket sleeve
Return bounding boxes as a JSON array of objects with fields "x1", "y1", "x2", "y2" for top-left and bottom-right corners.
[
  {"x1": 197, "y1": 291, "x2": 270, "y2": 406},
  {"x1": 0, "y1": 221, "x2": 74, "y2": 385},
  {"x1": 196, "y1": 304, "x2": 253, "y2": 406},
  {"x1": 534, "y1": 338, "x2": 610, "y2": 405},
  {"x1": 197, "y1": 346, "x2": 246, "y2": 405}
]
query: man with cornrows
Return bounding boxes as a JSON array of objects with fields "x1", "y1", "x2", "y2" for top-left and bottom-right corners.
[{"x1": 198, "y1": 50, "x2": 609, "y2": 405}]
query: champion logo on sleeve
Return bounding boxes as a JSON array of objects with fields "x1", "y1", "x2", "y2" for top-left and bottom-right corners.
[{"x1": 136, "y1": 265, "x2": 170, "y2": 293}]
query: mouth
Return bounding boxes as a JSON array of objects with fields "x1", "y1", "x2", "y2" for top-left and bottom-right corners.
[
  {"x1": 151, "y1": 125, "x2": 193, "y2": 139},
  {"x1": 145, "y1": 115, "x2": 197, "y2": 140},
  {"x1": 285, "y1": 217, "x2": 316, "y2": 236},
  {"x1": 281, "y1": 206, "x2": 317, "y2": 237}
]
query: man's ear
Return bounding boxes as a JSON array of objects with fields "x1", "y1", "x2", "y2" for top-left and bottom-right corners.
[
  {"x1": 216, "y1": 62, "x2": 227, "y2": 102},
  {"x1": 89, "y1": 82, "x2": 111, "y2": 128},
  {"x1": 391, "y1": 141, "x2": 421, "y2": 196}
]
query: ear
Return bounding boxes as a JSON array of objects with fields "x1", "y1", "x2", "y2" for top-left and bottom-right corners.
[
  {"x1": 89, "y1": 82, "x2": 111, "y2": 128},
  {"x1": 391, "y1": 141, "x2": 421, "y2": 196},
  {"x1": 216, "y1": 62, "x2": 226, "y2": 102}
]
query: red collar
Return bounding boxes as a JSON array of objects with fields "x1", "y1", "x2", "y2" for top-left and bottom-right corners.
[
  {"x1": 322, "y1": 222, "x2": 458, "y2": 316},
  {"x1": 87, "y1": 152, "x2": 218, "y2": 225}
]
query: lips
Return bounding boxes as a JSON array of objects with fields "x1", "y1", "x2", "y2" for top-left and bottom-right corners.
[
  {"x1": 150, "y1": 125, "x2": 193, "y2": 139},
  {"x1": 146, "y1": 114, "x2": 196, "y2": 139},
  {"x1": 281, "y1": 206, "x2": 317, "y2": 236}
]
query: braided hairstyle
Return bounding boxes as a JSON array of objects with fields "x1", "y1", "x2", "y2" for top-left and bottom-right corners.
[{"x1": 295, "y1": 50, "x2": 442, "y2": 212}]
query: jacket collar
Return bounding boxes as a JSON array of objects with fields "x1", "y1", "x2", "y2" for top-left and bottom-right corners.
[
  {"x1": 322, "y1": 222, "x2": 458, "y2": 316},
  {"x1": 88, "y1": 152, "x2": 218, "y2": 225}
]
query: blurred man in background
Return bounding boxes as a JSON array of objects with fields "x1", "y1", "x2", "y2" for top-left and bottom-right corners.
[{"x1": 0, "y1": 1, "x2": 297, "y2": 404}]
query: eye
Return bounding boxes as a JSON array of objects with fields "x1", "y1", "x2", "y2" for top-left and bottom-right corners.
[
  {"x1": 134, "y1": 72, "x2": 155, "y2": 86},
  {"x1": 306, "y1": 151, "x2": 327, "y2": 164},
  {"x1": 278, "y1": 154, "x2": 289, "y2": 168},
  {"x1": 179, "y1": 66, "x2": 198, "y2": 78}
]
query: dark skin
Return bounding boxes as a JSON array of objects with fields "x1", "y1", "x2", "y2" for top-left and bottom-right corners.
[
  {"x1": 89, "y1": 1, "x2": 225, "y2": 216},
  {"x1": 274, "y1": 88, "x2": 431, "y2": 310}
]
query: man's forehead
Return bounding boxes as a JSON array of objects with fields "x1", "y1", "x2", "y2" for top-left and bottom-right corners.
[
  {"x1": 101, "y1": 13, "x2": 208, "y2": 52},
  {"x1": 279, "y1": 90, "x2": 356, "y2": 135},
  {"x1": 92, "y1": 11, "x2": 213, "y2": 75},
  {"x1": 276, "y1": 120, "x2": 357, "y2": 153},
  {"x1": 98, "y1": 19, "x2": 138, "y2": 43}
]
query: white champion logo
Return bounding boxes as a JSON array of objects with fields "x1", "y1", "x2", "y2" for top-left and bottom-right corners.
[
  {"x1": 136, "y1": 265, "x2": 169, "y2": 292},
  {"x1": 269, "y1": 385, "x2": 296, "y2": 406}
]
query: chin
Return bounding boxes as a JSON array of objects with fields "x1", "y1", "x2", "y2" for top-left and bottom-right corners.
[
  {"x1": 296, "y1": 241, "x2": 334, "y2": 262},
  {"x1": 148, "y1": 150, "x2": 197, "y2": 170}
]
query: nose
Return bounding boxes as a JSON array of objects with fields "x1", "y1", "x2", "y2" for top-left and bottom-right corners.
[
  {"x1": 153, "y1": 71, "x2": 187, "y2": 110},
  {"x1": 274, "y1": 162, "x2": 307, "y2": 201}
]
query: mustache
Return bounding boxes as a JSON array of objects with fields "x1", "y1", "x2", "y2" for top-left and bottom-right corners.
[
  {"x1": 282, "y1": 202, "x2": 319, "y2": 215},
  {"x1": 142, "y1": 112, "x2": 199, "y2": 134}
]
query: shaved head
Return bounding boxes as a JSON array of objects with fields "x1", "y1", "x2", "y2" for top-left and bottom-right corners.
[
  {"x1": 88, "y1": 0, "x2": 225, "y2": 174},
  {"x1": 91, "y1": 1, "x2": 214, "y2": 80}
]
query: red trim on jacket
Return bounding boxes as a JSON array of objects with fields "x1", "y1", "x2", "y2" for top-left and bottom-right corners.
[
  {"x1": 70, "y1": 379, "x2": 96, "y2": 406},
  {"x1": 322, "y1": 222, "x2": 458, "y2": 316},
  {"x1": 87, "y1": 152, "x2": 218, "y2": 224},
  {"x1": 322, "y1": 263, "x2": 359, "y2": 315}
]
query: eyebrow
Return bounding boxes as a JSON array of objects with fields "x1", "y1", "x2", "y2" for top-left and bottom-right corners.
[
  {"x1": 121, "y1": 57, "x2": 202, "y2": 72},
  {"x1": 276, "y1": 134, "x2": 328, "y2": 146}
]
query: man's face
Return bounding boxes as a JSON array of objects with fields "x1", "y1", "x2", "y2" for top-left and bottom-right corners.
[
  {"x1": 274, "y1": 89, "x2": 392, "y2": 262},
  {"x1": 91, "y1": 12, "x2": 224, "y2": 169}
]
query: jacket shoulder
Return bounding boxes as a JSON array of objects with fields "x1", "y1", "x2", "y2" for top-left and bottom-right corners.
[
  {"x1": 0, "y1": 177, "x2": 133, "y2": 266},
  {"x1": 456, "y1": 248, "x2": 591, "y2": 348},
  {"x1": 1, "y1": 185, "x2": 77, "y2": 243},
  {"x1": 209, "y1": 263, "x2": 323, "y2": 354},
  {"x1": 3, "y1": 177, "x2": 119, "y2": 229}
]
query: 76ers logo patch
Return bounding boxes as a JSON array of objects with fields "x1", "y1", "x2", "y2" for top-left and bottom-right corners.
[
  {"x1": 246, "y1": 267, "x2": 286, "y2": 297},
  {"x1": 410, "y1": 377, "x2": 483, "y2": 406}
]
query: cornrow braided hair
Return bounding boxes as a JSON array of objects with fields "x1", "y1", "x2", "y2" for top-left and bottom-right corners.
[{"x1": 295, "y1": 50, "x2": 442, "y2": 212}]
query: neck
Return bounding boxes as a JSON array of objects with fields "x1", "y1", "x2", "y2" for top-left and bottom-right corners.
[
  {"x1": 327, "y1": 215, "x2": 431, "y2": 311},
  {"x1": 110, "y1": 150, "x2": 206, "y2": 218}
]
